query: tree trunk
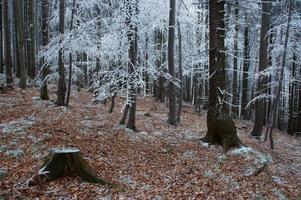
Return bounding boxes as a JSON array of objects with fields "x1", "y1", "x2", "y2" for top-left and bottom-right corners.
[
  {"x1": 108, "y1": 92, "x2": 116, "y2": 113},
  {"x1": 14, "y1": 0, "x2": 26, "y2": 89},
  {"x1": 27, "y1": 0, "x2": 35, "y2": 79},
  {"x1": 202, "y1": 0, "x2": 241, "y2": 152},
  {"x1": 3, "y1": 0, "x2": 13, "y2": 84},
  {"x1": 0, "y1": 0, "x2": 3, "y2": 74},
  {"x1": 241, "y1": 17, "x2": 249, "y2": 120},
  {"x1": 56, "y1": 0, "x2": 66, "y2": 106},
  {"x1": 66, "y1": 0, "x2": 77, "y2": 107},
  {"x1": 124, "y1": 0, "x2": 138, "y2": 131},
  {"x1": 231, "y1": 0, "x2": 239, "y2": 117},
  {"x1": 40, "y1": 0, "x2": 49, "y2": 100},
  {"x1": 167, "y1": 0, "x2": 177, "y2": 126},
  {"x1": 250, "y1": 1, "x2": 271, "y2": 138},
  {"x1": 266, "y1": 0, "x2": 292, "y2": 149},
  {"x1": 176, "y1": 14, "x2": 183, "y2": 124}
]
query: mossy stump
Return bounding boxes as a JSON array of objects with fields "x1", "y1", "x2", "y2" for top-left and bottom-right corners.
[{"x1": 34, "y1": 147, "x2": 113, "y2": 186}]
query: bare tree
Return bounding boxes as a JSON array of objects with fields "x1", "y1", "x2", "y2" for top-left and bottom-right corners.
[
  {"x1": 3, "y1": 0, "x2": 13, "y2": 84},
  {"x1": 250, "y1": 1, "x2": 271, "y2": 139},
  {"x1": 167, "y1": 0, "x2": 177, "y2": 126},
  {"x1": 56, "y1": 0, "x2": 66, "y2": 106},
  {"x1": 202, "y1": 0, "x2": 241, "y2": 151},
  {"x1": 40, "y1": 0, "x2": 50, "y2": 100},
  {"x1": 13, "y1": 0, "x2": 26, "y2": 89}
]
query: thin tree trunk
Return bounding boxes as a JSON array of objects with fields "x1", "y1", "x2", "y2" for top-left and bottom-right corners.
[
  {"x1": 3, "y1": 0, "x2": 13, "y2": 84},
  {"x1": 27, "y1": 0, "x2": 35, "y2": 79},
  {"x1": 250, "y1": 1, "x2": 271, "y2": 138},
  {"x1": 56, "y1": 0, "x2": 66, "y2": 106},
  {"x1": 66, "y1": 0, "x2": 77, "y2": 107},
  {"x1": 14, "y1": 0, "x2": 26, "y2": 89},
  {"x1": 241, "y1": 17, "x2": 249, "y2": 120},
  {"x1": 167, "y1": 0, "x2": 177, "y2": 126},
  {"x1": 266, "y1": 0, "x2": 292, "y2": 149},
  {"x1": 0, "y1": 0, "x2": 3, "y2": 74},
  {"x1": 232, "y1": 0, "x2": 239, "y2": 117},
  {"x1": 176, "y1": 9, "x2": 183, "y2": 124},
  {"x1": 40, "y1": 0, "x2": 49, "y2": 100}
]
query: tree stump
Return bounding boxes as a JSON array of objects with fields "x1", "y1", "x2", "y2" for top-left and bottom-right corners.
[{"x1": 35, "y1": 147, "x2": 113, "y2": 185}]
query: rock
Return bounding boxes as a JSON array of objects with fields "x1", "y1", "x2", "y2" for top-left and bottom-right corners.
[
  {"x1": 0, "y1": 168, "x2": 8, "y2": 180},
  {"x1": 152, "y1": 195, "x2": 162, "y2": 200},
  {"x1": 230, "y1": 147, "x2": 272, "y2": 177}
]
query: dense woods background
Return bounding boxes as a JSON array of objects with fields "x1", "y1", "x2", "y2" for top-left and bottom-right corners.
[{"x1": 0, "y1": 0, "x2": 301, "y2": 198}]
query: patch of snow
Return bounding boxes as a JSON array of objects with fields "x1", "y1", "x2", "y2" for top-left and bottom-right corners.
[
  {"x1": 0, "y1": 168, "x2": 8, "y2": 180},
  {"x1": 204, "y1": 169, "x2": 214, "y2": 178},
  {"x1": 119, "y1": 175, "x2": 136, "y2": 188},
  {"x1": 183, "y1": 150, "x2": 199, "y2": 161},
  {"x1": 230, "y1": 146, "x2": 273, "y2": 177},
  {"x1": 230, "y1": 147, "x2": 254, "y2": 155},
  {"x1": 0, "y1": 117, "x2": 35, "y2": 136},
  {"x1": 5, "y1": 149, "x2": 24, "y2": 159},
  {"x1": 52, "y1": 147, "x2": 80, "y2": 153},
  {"x1": 272, "y1": 176, "x2": 287, "y2": 186},
  {"x1": 200, "y1": 141, "x2": 209, "y2": 147},
  {"x1": 273, "y1": 189, "x2": 288, "y2": 200},
  {"x1": 183, "y1": 130, "x2": 201, "y2": 140}
]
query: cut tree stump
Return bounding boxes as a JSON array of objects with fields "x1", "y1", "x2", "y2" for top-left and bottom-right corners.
[{"x1": 32, "y1": 147, "x2": 114, "y2": 186}]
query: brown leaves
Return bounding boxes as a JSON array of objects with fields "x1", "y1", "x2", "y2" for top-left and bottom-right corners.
[{"x1": 0, "y1": 87, "x2": 300, "y2": 199}]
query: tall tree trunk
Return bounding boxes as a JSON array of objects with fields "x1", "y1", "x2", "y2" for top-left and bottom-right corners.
[
  {"x1": 40, "y1": 0, "x2": 49, "y2": 100},
  {"x1": 14, "y1": 0, "x2": 26, "y2": 89},
  {"x1": 176, "y1": 6, "x2": 183, "y2": 124},
  {"x1": 167, "y1": 0, "x2": 177, "y2": 126},
  {"x1": 27, "y1": 0, "x2": 35, "y2": 79},
  {"x1": 124, "y1": 0, "x2": 138, "y2": 131},
  {"x1": 202, "y1": 0, "x2": 241, "y2": 152},
  {"x1": 231, "y1": 0, "x2": 239, "y2": 117},
  {"x1": 250, "y1": 1, "x2": 271, "y2": 138},
  {"x1": 3, "y1": 0, "x2": 13, "y2": 84},
  {"x1": 56, "y1": 0, "x2": 66, "y2": 106},
  {"x1": 0, "y1": 0, "x2": 3, "y2": 74},
  {"x1": 266, "y1": 0, "x2": 292, "y2": 149},
  {"x1": 287, "y1": 52, "x2": 296, "y2": 135},
  {"x1": 66, "y1": 0, "x2": 77, "y2": 107},
  {"x1": 241, "y1": 17, "x2": 250, "y2": 120}
]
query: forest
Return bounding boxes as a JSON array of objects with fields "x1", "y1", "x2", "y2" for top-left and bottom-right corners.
[{"x1": 0, "y1": 0, "x2": 300, "y2": 199}]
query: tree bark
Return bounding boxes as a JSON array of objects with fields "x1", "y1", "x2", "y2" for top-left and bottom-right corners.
[
  {"x1": 3, "y1": 0, "x2": 13, "y2": 84},
  {"x1": 266, "y1": 0, "x2": 292, "y2": 149},
  {"x1": 241, "y1": 17, "x2": 250, "y2": 120},
  {"x1": 40, "y1": 0, "x2": 49, "y2": 100},
  {"x1": 0, "y1": 0, "x2": 3, "y2": 74},
  {"x1": 27, "y1": 0, "x2": 35, "y2": 79},
  {"x1": 250, "y1": 1, "x2": 271, "y2": 138},
  {"x1": 202, "y1": 0, "x2": 241, "y2": 152},
  {"x1": 231, "y1": 0, "x2": 239, "y2": 117},
  {"x1": 176, "y1": 15, "x2": 183, "y2": 124},
  {"x1": 14, "y1": 0, "x2": 26, "y2": 89},
  {"x1": 56, "y1": 0, "x2": 66, "y2": 106},
  {"x1": 167, "y1": 0, "x2": 177, "y2": 126},
  {"x1": 66, "y1": 0, "x2": 77, "y2": 107}
]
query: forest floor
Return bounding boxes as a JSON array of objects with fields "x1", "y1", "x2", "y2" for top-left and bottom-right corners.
[{"x1": 0, "y1": 86, "x2": 300, "y2": 199}]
